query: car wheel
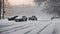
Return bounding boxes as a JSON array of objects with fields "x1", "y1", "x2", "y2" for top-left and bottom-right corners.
[{"x1": 15, "y1": 20, "x2": 20, "y2": 22}]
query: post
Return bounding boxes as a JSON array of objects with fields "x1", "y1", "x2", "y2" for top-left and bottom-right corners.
[{"x1": 2, "y1": 0, "x2": 5, "y2": 19}]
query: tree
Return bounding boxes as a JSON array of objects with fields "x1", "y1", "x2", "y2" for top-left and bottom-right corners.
[
  {"x1": 33, "y1": 0, "x2": 60, "y2": 17},
  {"x1": 0, "y1": 0, "x2": 2, "y2": 19},
  {"x1": 33, "y1": 0, "x2": 46, "y2": 7}
]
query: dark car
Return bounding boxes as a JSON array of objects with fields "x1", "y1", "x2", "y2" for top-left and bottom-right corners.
[
  {"x1": 29, "y1": 16, "x2": 37, "y2": 21},
  {"x1": 8, "y1": 16, "x2": 18, "y2": 21},
  {"x1": 51, "y1": 17, "x2": 59, "y2": 20},
  {"x1": 15, "y1": 16, "x2": 27, "y2": 22}
]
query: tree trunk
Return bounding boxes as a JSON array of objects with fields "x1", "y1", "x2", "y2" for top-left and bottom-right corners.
[{"x1": 0, "y1": 0, "x2": 2, "y2": 19}]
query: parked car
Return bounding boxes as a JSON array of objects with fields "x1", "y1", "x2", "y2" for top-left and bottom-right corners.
[
  {"x1": 29, "y1": 16, "x2": 37, "y2": 21},
  {"x1": 8, "y1": 16, "x2": 18, "y2": 21},
  {"x1": 51, "y1": 17, "x2": 59, "y2": 20},
  {"x1": 15, "y1": 16, "x2": 27, "y2": 22}
]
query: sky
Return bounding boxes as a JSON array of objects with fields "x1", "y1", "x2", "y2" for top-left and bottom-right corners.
[{"x1": 8, "y1": 0, "x2": 34, "y2": 6}]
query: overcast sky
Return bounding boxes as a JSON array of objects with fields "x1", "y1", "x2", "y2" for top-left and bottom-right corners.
[{"x1": 8, "y1": 0, "x2": 34, "y2": 6}]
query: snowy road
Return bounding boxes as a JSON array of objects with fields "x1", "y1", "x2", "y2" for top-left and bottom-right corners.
[{"x1": 0, "y1": 19, "x2": 60, "y2": 34}]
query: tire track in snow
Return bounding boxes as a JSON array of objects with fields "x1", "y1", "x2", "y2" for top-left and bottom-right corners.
[
  {"x1": 5, "y1": 22, "x2": 40, "y2": 34},
  {"x1": 6, "y1": 21, "x2": 41, "y2": 34},
  {"x1": 19, "y1": 21, "x2": 49, "y2": 34},
  {"x1": 0, "y1": 23, "x2": 31, "y2": 33},
  {"x1": 0, "y1": 21, "x2": 39, "y2": 34},
  {"x1": 37, "y1": 22, "x2": 52, "y2": 34},
  {"x1": 0, "y1": 24, "x2": 16, "y2": 27},
  {"x1": 24, "y1": 21, "x2": 52, "y2": 34},
  {"x1": 24, "y1": 22, "x2": 42, "y2": 34},
  {"x1": 0, "y1": 23, "x2": 32, "y2": 33},
  {"x1": 24, "y1": 30, "x2": 32, "y2": 34}
]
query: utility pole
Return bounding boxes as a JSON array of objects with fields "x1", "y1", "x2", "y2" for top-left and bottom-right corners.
[{"x1": 0, "y1": 0, "x2": 2, "y2": 19}]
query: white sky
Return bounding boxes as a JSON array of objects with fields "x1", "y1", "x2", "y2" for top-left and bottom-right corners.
[{"x1": 8, "y1": 0, "x2": 34, "y2": 6}]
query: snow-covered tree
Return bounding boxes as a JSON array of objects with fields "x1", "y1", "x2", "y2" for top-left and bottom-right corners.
[
  {"x1": 4, "y1": 0, "x2": 10, "y2": 8},
  {"x1": 34, "y1": 0, "x2": 60, "y2": 17}
]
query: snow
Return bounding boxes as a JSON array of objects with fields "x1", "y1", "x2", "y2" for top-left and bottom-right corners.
[
  {"x1": 0, "y1": 19, "x2": 60, "y2": 34},
  {"x1": 1, "y1": 0, "x2": 60, "y2": 34}
]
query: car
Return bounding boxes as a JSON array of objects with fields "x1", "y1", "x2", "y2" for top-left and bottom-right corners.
[
  {"x1": 22, "y1": 16, "x2": 27, "y2": 21},
  {"x1": 29, "y1": 16, "x2": 37, "y2": 21},
  {"x1": 15, "y1": 16, "x2": 27, "y2": 22},
  {"x1": 8, "y1": 16, "x2": 18, "y2": 21},
  {"x1": 51, "y1": 17, "x2": 59, "y2": 20}
]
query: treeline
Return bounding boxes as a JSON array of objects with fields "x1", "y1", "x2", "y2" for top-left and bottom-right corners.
[{"x1": 34, "y1": 0, "x2": 60, "y2": 17}]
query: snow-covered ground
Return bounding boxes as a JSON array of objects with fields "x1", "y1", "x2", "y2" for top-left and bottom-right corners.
[{"x1": 0, "y1": 19, "x2": 60, "y2": 34}]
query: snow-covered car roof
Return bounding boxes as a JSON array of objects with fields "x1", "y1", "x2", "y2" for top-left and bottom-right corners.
[
  {"x1": 15, "y1": 16, "x2": 22, "y2": 19},
  {"x1": 15, "y1": 16, "x2": 27, "y2": 19}
]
